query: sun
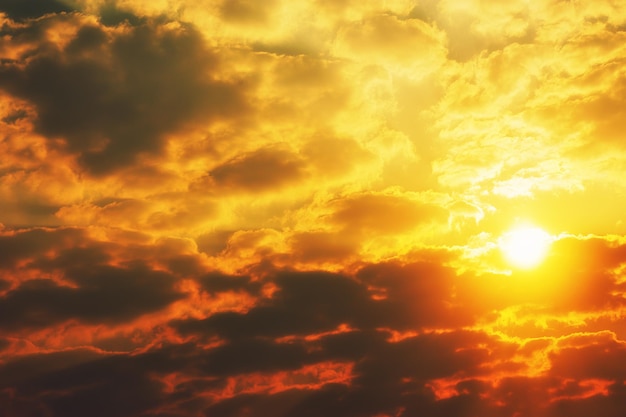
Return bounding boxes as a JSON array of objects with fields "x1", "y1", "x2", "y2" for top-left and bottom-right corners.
[{"x1": 499, "y1": 225, "x2": 552, "y2": 269}]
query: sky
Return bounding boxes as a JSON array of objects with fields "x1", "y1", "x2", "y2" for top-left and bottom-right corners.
[{"x1": 2, "y1": 1, "x2": 626, "y2": 416}]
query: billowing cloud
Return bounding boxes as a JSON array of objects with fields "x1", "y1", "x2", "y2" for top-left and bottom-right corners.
[{"x1": 0, "y1": 12, "x2": 247, "y2": 176}]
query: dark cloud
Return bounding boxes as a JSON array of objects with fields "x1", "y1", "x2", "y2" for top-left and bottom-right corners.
[
  {"x1": 289, "y1": 231, "x2": 359, "y2": 262},
  {"x1": 330, "y1": 193, "x2": 448, "y2": 234},
  {"x1": 0, "y1": 0, "x2": 74, "y2": 21},
  {"x1": 0, "y1": 340, "x2": 495, "y2": 417},
  {"x1": 0, "y1": 339, "x2": 579, "y2": 417},
  {"x1": 0, "y1": 16, "x2": 247, "y2": 175},
  {"x1": 0, "y1": 349, "x2": 173, "y2": 417},
  {"x1": 176, "y1": 260, "x2": 472, "y2": 344},
  {"x1": 197, "y1": 338, "x2": 312, "y2": 376},
  {"x1": 163, "y1": 253, "x2": 207, "y2": 277},
  {"x1": 549, "y1": 336, "x2": 626, "y2": 380},
  {"x1": 0, "y1": 228, "x2": 188, "y2": 331},
  {"x1": 0, "y1": 227, "x2": 85, "y2": 268},
  {"x1": 219, "y1": 0, "x2": 278, "y2": 24},
  {"x1": 8, "y1": 229, "x2": 624, "y2": 416},
  {"x1": 168, "y1": 263, "x2": 502, "y2": 415},
  {"x1": 196, "y1": 329, "x2": 500, "y2": 417},
  {"x1": 0, "y1": 263, "x2": 184, "y2": 330},
  {"x1": 202, "y1": 386, "x2": 353, "y2": 417},
  {"x1": 0, "y1": 340, "x2": 316, "y2": 417},
  {"x1": 206, "y1": 147, "x2": 307, "y2": 192},
  {"x1": 197, "y1": 271, "x2": 262, "y2": 294},
  {"x1": 33, "y1": 244, "x2": 113, "y2": 270},
  {"x1": 357, "y1": 260, "x2": 473, "y2": 329},
  {"x1": 195, "y1": 230, "x2": 234, "y2": 255},
  {"x1": 3, "y1": 255, "x2": 623, "y2": 416},
  {"x1": 0, "y1": 340, "x2": 626, "y2": 417},
  {"x1": 548, "y1": 381, "x2": 626, "y2": 417},
  {"x1": 330, "y1": 329, "x2": 492, "y2": 381},
  {"x1": 175, "y1": 269, "x2": 372, "y2": 340},
  {"x1": 0, "y1": 348, "x2": 104, "y2": 386},
  {"x1": 1, "y1": 108, "x2": 28, "y2": 124},
  {"x1": 98, "y1": 3, "x2": 144, "y2": 27}
]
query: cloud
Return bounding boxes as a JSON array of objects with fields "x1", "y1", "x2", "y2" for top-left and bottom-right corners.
[
  {"x1": 0, "y1": 13, "x2": 247, "y2": 176},
  {"x1": 206, "y1": 147, "x2": 307, "y2": 193},
  {"x1": 56, "y1": 193, "x2": 220, "y2": 233},
  {"x1": 0, "y1": 348, "x2": 171, "y2": 417},
  {"x1": 549, "y1": 332, "x2": 626, "y2": 380},
  {"x1": 546, "y1": 381, "x2": 626, "y2": 417},
  {"x1": 2, "y1": 246, "x2": 626, "y2": 415},
  {"x1": 0, "y1": 264, "x2": 184, "y2": 331},
  {"x1": 301, "y1": 134, "x2": 374, "y2": 178},
  {"x1": 0, "y1": 227, "x2": 85, "y2": 269},
  {"x1": 0, "y1": 0, "x2": 75, "y2": 21},
  {"x1": 174, "y1": 269, "x2": 372, "y2": 340},
  {"x1": 357, "y1": 261, "x2": 473, "y2": 329},
  {"x1": 218, "y1": 0, "x2": 279, "y2": 25},
  {"x1": 332, "y1": 12, "x2": 446, "y2": 76},
  {"x1": 289, "y1": 231, "x2": 359, "y2": 263},
  {"x1": 2, "y1": 2, "x2": 626, "y2": 416},
  {"x1": 0, "y1": 227, "x2": 203, "y2": 339},
  {"x1": 330, "y1": 193, "x2": 448, "y2": 235}
]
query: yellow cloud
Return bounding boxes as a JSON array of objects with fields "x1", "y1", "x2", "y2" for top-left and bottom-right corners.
[{"x1": 332, "y1": 13, "x2": 447, "y2": 77}]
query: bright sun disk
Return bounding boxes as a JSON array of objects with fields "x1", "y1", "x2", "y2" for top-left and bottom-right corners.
[{"x1": 499, "y1": 225, "x2": 552, "y2": 269}]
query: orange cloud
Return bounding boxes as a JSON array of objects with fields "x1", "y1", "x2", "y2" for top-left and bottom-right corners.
[{"x1": 2, "y1": 2, "x2": 626, "y2": 416}]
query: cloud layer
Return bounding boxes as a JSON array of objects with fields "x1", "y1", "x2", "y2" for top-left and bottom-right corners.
[{"x1": 2, "y1": 1, "x2": 626, "y2": 416}]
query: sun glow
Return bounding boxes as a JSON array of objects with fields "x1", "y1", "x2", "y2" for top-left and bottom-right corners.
[{"x1": 499, "y1": 225, "x2": 552, "y2": 269}]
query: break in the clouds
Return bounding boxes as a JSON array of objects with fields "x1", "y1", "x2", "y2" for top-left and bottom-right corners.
[{"x1": 3, "y1": 1, "x2": 626, "y2": 416}]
